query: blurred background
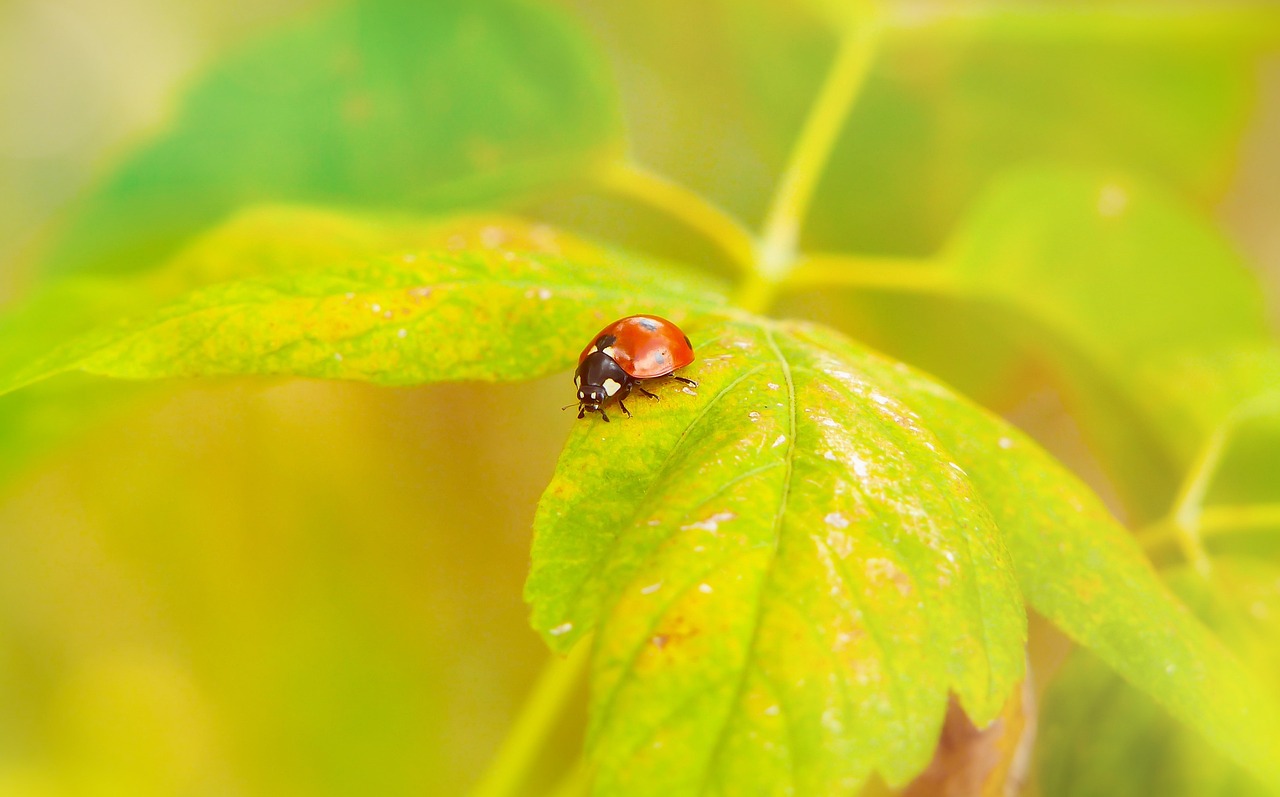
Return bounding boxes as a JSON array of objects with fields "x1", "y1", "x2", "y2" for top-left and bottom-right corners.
[{"x1": 1, "y1": 1, "x2": 1278, "y2": 795}]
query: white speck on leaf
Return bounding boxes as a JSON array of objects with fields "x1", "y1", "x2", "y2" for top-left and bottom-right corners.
[
  {"x1": 549, "y1": 622, "x2": 573, "y2": 636},
  {"x1": 850, "y1": 455, "x2": 869, "y2": 477},
  {"x1": 998, "y1": 436, "x2": 1014, "y2": 449},
  {"x1": 641, "y1": 581, "x2": 663, "y2": 595},
  {"x1": 682, "y1": 512, "x2": 736, "y2": 532},
  {"x1": 764, "y1": 705, "x2": 780, "y2": 717},
  {"x1": 333, "y1": 352, "x2": 343, "y2": 361},
  {"x1": 773, "y1": 435, "x2": 787, "y2": 448},
  {"x1": 698, "y1": 583, "x2": 713, "y2": 594},
  {"x1": 371, "y1": 303, "x2": 381, "y2": 313},
  {"x1": 825, "y1": 513, "x2": 850, "y2": 529},
  {"x1": 397, "y1": 328, "x2": 407, "y2": 338}
]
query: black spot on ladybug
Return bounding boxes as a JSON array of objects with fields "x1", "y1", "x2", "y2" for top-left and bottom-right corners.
[
  {"x1": 638, "y1": 318, "x2": 659, "y2": 332},
  {"x1": 684, "y1": 335, "x2": 692, "y2": 348},
  {"x1": 595, "y1": 334, "x2": 617, "y2": 351}
]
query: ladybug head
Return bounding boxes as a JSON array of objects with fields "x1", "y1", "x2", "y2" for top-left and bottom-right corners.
[
  {"x1": 575, "y1": 384, "x2": 608, "y2": 417},
  {"x1": 577, "y1": 384, "x2": 607, "y2": 408}
]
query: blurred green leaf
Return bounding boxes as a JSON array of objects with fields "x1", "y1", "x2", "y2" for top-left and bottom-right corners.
[
  {"x1": 808, "y1": 4, "x2": 1276, "y2": 255},
  {"x1": 529, "y1": 315, "x2": 1279, "y2": 794},
  {"x1": 1038, "y1": 559, "x2": 1280, "y2": 797},
  {"x1": 0, "y1": 210, "x2": 726, "y2": 395},
  {"x1": 38, "y1": 0, "x2": 621, "y2": 278},
  {"x1": 943, "y1": 167, "x2": 1275, "y2": 514},
  {"x1": 571, "y1": 1, "x2": 1272, "y2": 255}
]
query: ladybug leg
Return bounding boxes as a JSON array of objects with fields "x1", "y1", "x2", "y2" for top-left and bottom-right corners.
[
  {"x1": 577, "y1": 406, "x2": 586, "y2": 419},
  {"x1": 600, "y1": 407, "x2": 610, "y2": 422},
  {"x1": 617, "y1": 382, "x2": 633, "y2": 418},
  {"x1": 672, "y1": 376, "x2": 699, "y2": 388},
  {"x1": 635, "y1": 384, "x2": 660, "y2": 400}
]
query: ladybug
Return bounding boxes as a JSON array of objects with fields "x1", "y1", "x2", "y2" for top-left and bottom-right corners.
[{"x1": 572, "y1": 314, "x2": 698, "y2": 421}]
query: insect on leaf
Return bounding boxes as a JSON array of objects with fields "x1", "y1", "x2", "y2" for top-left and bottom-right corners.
[{"x1": 529, "y1": 318, "x2": 1280, "y2": 795}]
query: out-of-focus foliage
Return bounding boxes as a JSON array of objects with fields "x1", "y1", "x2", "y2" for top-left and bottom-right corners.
[
  {"x1": 1039, "y1": 559, "x2": 1280, "y2": 797},
  {"x1": 36, "y1": 0, "x2": 621, "y2": 278},
  {"x1": 2, "y1": 0, "x2": 1279, "y2": 795}
]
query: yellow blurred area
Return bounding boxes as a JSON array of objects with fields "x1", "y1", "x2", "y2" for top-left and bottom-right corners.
[{"x1": 0, "y1": 376, "x2": 581, "y2": 795}]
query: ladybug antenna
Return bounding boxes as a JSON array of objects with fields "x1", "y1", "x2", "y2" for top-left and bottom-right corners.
[{"x1": 561, "y1": 402, "x2": 579, "y2": 411}]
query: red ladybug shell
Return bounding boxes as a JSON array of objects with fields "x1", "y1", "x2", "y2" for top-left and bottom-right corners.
[{"x1": 578, "y1": 315, "x2": 695, "y2": 379}]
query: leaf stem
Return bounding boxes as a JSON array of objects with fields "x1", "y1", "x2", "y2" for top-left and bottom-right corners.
[
  {"x1": 1139, "y1": 503, "x2": 1280, "y2": 553},
  {"x1": 470, "y1": 641, "x2": 591, "y2": 797},
  {"x1": 757, "y1": 14, "x2": 882, "y2": 281},
  {"x1": 1164, "y1": 425, "x2": 1227, "y2": 577},
  {"x1": 785, "y1": 252, "x2": 957, "y2": 295},
  {"x1": 593, "y1": 161, "x2": 757, "y2": 275}
]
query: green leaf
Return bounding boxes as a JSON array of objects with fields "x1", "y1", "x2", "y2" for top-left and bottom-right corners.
[
  {"x1": 0, "y1": 210, "x2": 726, "y2": 396},
  {"x1": 1037, "y1": 560, "x2": 1280, "y2": 797},
  {"x1": 529, "y1": 317, "x2": 1027, "y2": 793},
  {"x1": 530, "y1": 316, "x2": 1280, "y2": 794},
  {"x1": 39, "y1": 0, "x2": 621, "y2": 278}
]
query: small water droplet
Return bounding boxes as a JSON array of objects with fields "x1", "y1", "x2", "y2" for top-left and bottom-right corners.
[{"x1": 748, "y1": 411, "x2": 761, "y2": 422}]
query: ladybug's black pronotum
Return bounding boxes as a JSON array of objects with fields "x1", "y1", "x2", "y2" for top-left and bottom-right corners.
[{"x1": 571, "y1": 314, "x2": 697, "y2": 421}]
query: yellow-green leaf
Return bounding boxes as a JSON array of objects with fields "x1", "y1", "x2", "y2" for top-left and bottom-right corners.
[
  {"x1": 529, "y1": 317, "x2": 1026, "y2": 793},
  {"x1": 0, "y1": 210, "x2": 726, "y2": 396}
]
